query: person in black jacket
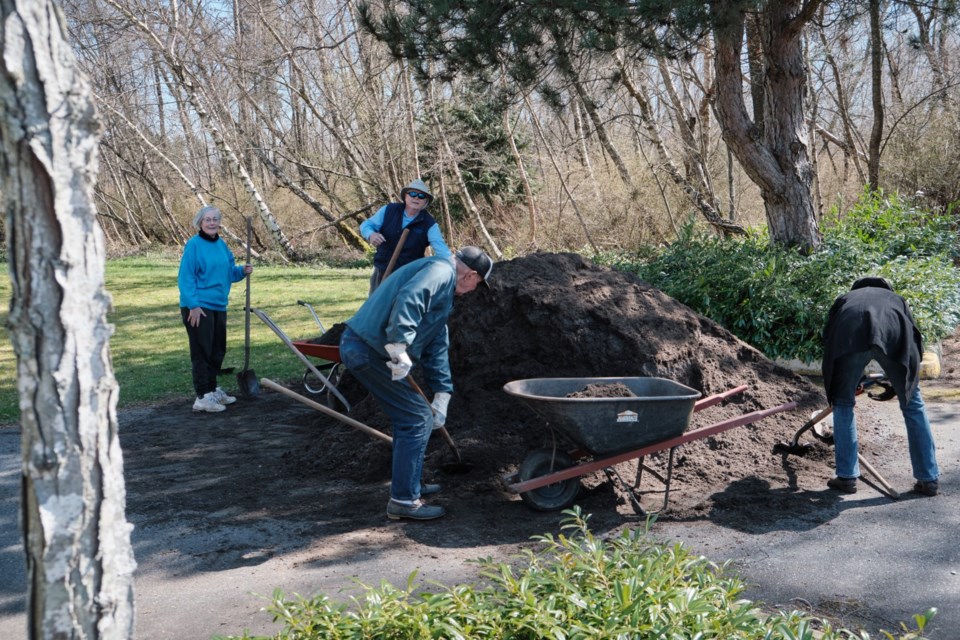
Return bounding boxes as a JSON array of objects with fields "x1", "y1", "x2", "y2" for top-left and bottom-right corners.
[
  {"x1": 359, "y1": 179, "x2": 452, "y2": 294},
  {"x1": 821, "y1": 277, "x2": 940, "y2": 496}
]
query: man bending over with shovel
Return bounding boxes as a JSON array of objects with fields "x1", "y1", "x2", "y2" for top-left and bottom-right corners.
[
  {"x1": 338, "y1": 247, "x2": 494, "y2": 520},
  {"x1": 822, "y1": 277, "x2": 940, "y2": 496}
]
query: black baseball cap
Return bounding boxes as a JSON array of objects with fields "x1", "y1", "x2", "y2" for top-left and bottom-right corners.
[{"x1": 455, "y1": 246, "x2": 494, "y2": 289}]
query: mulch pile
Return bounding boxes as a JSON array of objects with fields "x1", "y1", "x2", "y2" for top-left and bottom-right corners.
[{"x1": 289, "y1": 252, "x2": 832, "y2": 520}]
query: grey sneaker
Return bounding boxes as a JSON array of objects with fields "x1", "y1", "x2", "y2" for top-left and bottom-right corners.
[
  {"x1": 213, "y1": 387, "x2": 237, "y2": 405},
  {"x1": 827, "y1": 476, "x2": 857, "y2": 494},
  {"x1": 193, "y1": 392, "x2": 225, "y2": 413},
  {"x1": 420, "y1": 483, "x2": 442, "y2": 496},
  {"x1": 386, "y1": 499, "x2": 446, "y2": 521},
  {"x1": 914, "y1": 480, "x2": 939, "y2": 497}
]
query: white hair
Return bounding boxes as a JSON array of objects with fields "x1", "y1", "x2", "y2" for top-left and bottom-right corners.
[{"x1": 193, "y1": 205, "x2": 222, "y2": 230}]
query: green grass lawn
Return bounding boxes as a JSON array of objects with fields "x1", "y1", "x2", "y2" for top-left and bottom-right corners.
[{"x1": 0, "y1": 255, "x2": 369, "y2": 422}]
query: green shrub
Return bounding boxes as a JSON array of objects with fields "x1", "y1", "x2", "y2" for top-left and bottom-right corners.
[
  {"x1": 219, "y1": 508, "x2": 934, "y2": 639},
  {"x1": 826, "y1": 189, "x2": 959, "y2": 261},
  {"x1": 600, "y1": 191, "x2": 960, "y2": 362}
]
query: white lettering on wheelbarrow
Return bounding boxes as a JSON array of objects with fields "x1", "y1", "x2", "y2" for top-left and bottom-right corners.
[{"x1": 617, "y1": 410, "x2": 639, "y2": 423}]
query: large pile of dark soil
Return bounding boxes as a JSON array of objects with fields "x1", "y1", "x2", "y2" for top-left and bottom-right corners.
[{"x1": 287, "y1": 252, "x2": 832, "y2": 521}]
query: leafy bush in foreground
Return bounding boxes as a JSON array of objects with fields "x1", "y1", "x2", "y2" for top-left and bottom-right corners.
[
  {"x1": 220, "y1": 509, "x2": 934, "y2": 639},
  {"x1": 600, "y1": 191, "x2": 960, "y2": 362}
]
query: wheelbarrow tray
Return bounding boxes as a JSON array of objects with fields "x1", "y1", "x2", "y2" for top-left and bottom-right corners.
[
  {"x1": 502, "y1": 377, "x2": 702, "y2": 456},
  {"x1": 292, "y1": 341, "x2": 341, "y2": 363}
]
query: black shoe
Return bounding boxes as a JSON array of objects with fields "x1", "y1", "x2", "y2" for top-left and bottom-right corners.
[
  {"x1": 913, "y1": 480, "x2": 939, "y2": 497},
  {"x1": 386, "y1": 499, "x2": 446, "y2": 521},
  {"x1": 827, "y1": 477, "x2": 858, "y2": 494},
  {"x1": 420, "y1": 483, "x2": 442, "y2": 496}
]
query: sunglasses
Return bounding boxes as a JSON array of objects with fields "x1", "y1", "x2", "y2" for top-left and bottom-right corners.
[{"x1": 406, "y1": 191, "x2": 429, "y2": 199}]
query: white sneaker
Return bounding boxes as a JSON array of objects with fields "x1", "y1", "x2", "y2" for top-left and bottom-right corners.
[
  {"x1": 193, "y1": 392, "x2": 226, "y2": 413},
  {"x1": 213, "y1": 387, "x2": 237, "y2": 405}
]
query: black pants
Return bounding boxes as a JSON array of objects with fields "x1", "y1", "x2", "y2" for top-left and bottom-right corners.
[{"x1": 181, "y1": 307, "x2": 227, "y2": 398}]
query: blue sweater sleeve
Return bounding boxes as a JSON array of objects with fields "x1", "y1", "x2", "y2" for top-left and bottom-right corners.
[
  {"x1": 427, "y1": 223, "x2": 452, "y2": 259},
  {"x1": 177, "y1": 236, "x2": 242, "y2": 311},
  {"x1": 178, "y1": 241, "x2": 201, "y2": 309},
  {"x1": 359, "y1": 205, "x2": 388, "y2": 240}
]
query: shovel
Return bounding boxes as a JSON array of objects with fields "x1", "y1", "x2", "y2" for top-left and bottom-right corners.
[
  {"x1": 237, "y1": 217, "x2": 260, "y2": 399},
  {"x1": 774, "y1": 404, "x2": 899, "y2": 499},
  {"x1": 404, "y1": 375, "x2": 466, "y2": 469}
]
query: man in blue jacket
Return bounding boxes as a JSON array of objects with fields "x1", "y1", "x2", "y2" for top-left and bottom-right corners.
[
  {"x1": 339, "y1": 246, "x2": 494, "y2": 520},
  {"x1": 822, "y1": 277, "x2": 940, "y2": 496}
]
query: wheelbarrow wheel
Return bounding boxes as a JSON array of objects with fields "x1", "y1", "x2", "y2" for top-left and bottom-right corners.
[{"x1": 517, "y1": 448, "x2": 580, "y2": 512}]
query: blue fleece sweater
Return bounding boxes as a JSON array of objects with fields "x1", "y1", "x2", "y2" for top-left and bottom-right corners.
[{"x1": 178, "y1": 233, "x2": 246, "y2": 311}]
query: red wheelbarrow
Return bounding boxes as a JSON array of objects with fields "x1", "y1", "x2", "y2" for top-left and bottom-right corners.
[
  {"x1": 501, "y1": 377, "x2": 797, "y2": 515},
  {"x1": 248, "y1": 306, "x2": 391, "y2": 445},
  {"x1": 249, "y1": 306, "x2": 351, "y2": 411}
]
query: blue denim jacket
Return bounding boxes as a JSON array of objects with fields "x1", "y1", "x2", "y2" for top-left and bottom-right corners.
[{"x1": 345, "y1": 256, "x2": 455, "y2": 393}]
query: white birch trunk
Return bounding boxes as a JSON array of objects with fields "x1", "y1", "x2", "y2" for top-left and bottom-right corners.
[{"x1": 1, "y1": 1, "x2": 137, "y2": 638}]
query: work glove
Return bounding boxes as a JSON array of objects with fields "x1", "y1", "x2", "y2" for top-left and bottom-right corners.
[
  {"x1": 431, "y1": 392, "x2": 452, "y2": 429},
  {"x1": 384, "y1": 343, "x2": 412, "y2": 381}
]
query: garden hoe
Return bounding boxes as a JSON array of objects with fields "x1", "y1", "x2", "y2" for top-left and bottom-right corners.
[{"x1": 237, "y1": 216, "x2": 260, "y2": 399}]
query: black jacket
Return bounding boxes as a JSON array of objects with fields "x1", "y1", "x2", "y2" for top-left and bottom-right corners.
[{"x1": 821, "y1": 286, "x2": 923, "y2": 403}]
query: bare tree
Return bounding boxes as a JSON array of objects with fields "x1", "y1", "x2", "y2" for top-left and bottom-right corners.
[{"x1": 1, "y1": 1, "x2": 136, "y2": 637}]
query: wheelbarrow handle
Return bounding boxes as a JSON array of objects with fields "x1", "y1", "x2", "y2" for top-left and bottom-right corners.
[
  {"x1": 250, "y1": 307, "x2": 351, "y2": 411},
  {"x1": 296, "y1": 300, "x2": 326, "y2": 333}
]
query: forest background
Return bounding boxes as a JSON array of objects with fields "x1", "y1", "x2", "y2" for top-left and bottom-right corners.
[
  {"x1": 43, "y1": 0, "x2": 960, "y2": 264},
  {"x1": 4, "y1": 2, "x2": 960, "y2": 636}
]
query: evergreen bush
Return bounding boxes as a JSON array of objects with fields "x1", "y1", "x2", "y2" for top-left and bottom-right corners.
[
  {"x1": 220, "y1": 509, "x2": 934, "y2": 639},
  {"x1": 601, "y1": 191, "x2": 960, "y2": 362}
]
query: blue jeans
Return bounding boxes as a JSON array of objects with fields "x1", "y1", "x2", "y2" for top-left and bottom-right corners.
[
  {"x1": 339, "y1": 328, "x2": 434, "y2": 502},
  {"x1": 830, "y1": 348, "x2": 939, "y2": 482}
]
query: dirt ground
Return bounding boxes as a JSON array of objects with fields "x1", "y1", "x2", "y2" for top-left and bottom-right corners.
[
  {"x1": 122, "y1": 249, "x2": 960, "y2": 541},
  {"x1": 129, "y1": 257, "x2": 822, "y2": 530},
  {"x1": 114, "y1": 253, "x2": 960, "y2": 636}
]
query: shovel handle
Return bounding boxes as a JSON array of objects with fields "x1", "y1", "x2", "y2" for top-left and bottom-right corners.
[
  {"x1": 858, "y1": 453, "x2": 900, "y2": 499},
  {"x1": 405, "y1": 375, "x2": 462, "y2": 463},
  {"x1": 243, "y1": 217, "x2": 253, "y2": 370},
  {"x1": 261, "y1": 378, "x2": 391, "y2": 445},
  {"x1": 382, "y1": 228, "x2": 410, "y2": 281}
]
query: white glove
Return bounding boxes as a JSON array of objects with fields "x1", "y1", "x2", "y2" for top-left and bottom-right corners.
[
  {"x1": 431, "y1": 392, "x2": 451, "y2": 429},
  {"x1": 384, "y1": 342, "x2": 412, "y2": 381}
]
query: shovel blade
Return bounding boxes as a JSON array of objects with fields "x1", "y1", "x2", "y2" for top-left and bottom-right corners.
[{"x1": 237, "y1": 369, "x2": 260, "y2": 399}]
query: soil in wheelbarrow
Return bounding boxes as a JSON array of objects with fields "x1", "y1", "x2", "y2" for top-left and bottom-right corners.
[{"x1": 276, "y1": 251, "x2": 854, "y2": 533}]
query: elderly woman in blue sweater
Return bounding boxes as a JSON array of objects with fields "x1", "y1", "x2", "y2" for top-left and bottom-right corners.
[{"x1": 178, "y1": 206, "x2": 253, "y2": 413}]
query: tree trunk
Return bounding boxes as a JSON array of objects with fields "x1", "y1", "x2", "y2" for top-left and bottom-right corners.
[
  {"x1": 712, "y1": 0, "x2": 821, "y2": 251},
  {"x1": 868, "y1": 0, "x2": 884, "y2": 190},
  {"x1": 0, "y1": 1, "x2": 137, "y2": 638}
]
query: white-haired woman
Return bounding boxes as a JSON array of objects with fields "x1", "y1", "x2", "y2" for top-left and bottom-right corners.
[{"x1": 178, "y1": 206, "x2": 253, "y2": 412}]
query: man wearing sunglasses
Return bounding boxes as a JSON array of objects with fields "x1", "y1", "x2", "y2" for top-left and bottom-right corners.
[{"x1": 360, "y1": 178, "x2": 452, "y2": 294}]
